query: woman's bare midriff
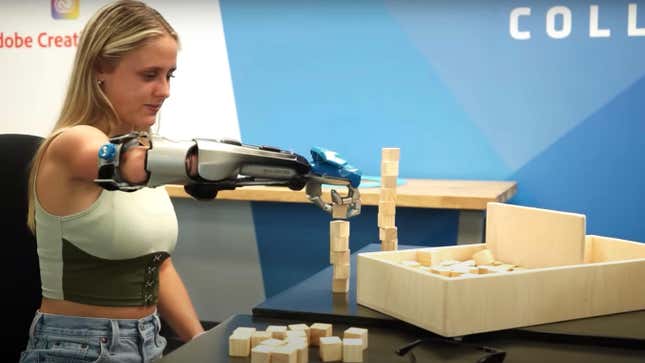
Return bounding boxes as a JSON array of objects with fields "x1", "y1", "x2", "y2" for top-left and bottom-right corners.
[{"x1": 40, "y1": 298, "x2": 157, "y2": 319}]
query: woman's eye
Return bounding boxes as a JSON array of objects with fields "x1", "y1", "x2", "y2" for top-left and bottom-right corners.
[
  {"x1": 143, "y1": 73, "x2": 157, "y2": 80},
  {"x1": 166, "y1": 73, "x2": 175, "y2": 80}
]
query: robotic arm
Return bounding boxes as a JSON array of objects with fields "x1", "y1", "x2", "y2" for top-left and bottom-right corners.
[{"x1": 95, "y1": 132, "x2": 361, "y2": 219}]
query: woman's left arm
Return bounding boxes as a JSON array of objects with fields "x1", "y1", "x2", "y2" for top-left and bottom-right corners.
[{"x1": 157, "y1": 258, "x2": 205, "y2": 342}]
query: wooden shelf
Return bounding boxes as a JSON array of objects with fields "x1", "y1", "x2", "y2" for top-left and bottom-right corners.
[{"x1": 165, "y1": 179, "x2": 516, "y2": 210}]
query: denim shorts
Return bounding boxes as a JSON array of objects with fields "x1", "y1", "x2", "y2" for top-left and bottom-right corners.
[{"x1": 19, "y1": 310, "x2": 167, "y2": 363}]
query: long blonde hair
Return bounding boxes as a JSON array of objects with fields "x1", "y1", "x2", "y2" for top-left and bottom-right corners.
[{"x1": 26, "y1": 0, "x2": 179, "y2": 232}]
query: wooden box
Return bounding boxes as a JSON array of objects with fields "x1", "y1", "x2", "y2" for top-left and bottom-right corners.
[{"x1": 356, "y1": 203, "x2": 645, "y2": 337}]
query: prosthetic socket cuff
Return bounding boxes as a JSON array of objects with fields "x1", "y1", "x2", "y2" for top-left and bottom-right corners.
[{"x1": 95, "y1": 132, "x2": 148, "y2": 192}]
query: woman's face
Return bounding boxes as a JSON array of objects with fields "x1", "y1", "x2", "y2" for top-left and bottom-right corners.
[{"x1": 98, "y1": 34, "x2": 178, "y2": 135}]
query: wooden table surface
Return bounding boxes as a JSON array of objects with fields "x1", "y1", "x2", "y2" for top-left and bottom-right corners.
[{"x1": 165, "y1": 179, "x2": 517, "y2": 210}]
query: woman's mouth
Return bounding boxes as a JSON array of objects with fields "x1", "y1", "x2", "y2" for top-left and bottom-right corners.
[{"x1": 145, "y1": 104, "x2": 161, "y2": 113}]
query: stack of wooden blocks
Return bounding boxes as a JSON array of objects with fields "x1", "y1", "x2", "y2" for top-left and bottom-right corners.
[
  {"x1": 330, "y1": 220, "x2": 351, "y2": 293},
  {"x1": 379, "y1": 147, "x2": 400, "y2": 251}
]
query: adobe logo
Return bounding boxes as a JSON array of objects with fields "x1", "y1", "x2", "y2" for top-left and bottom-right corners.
[{"x1": 52, "y1": 0, "x2": 80, "y2": 20}]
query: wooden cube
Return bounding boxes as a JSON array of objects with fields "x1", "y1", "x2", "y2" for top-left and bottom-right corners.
[
  {"x1": 381, "y1": 240, "x2": 398, "y2": 251},
  {"x1": 229, "y1": 334, "x2": 251, "y2": 357},
  {"x1": 379, "y1": 226, "x2": 397, "y2": 242},
  {"x1": 333, "y1": 263, "x2": 350, "y2": 279},
  {"x1": 260, "y1": 338, "x2": 287, "y2": 347},
  {"x1": 378, "y1": 201, "x2": 396, "y2": 216},
  {"x1": 416, "y1": 251, "x2": 432, "y2": 266},
  {"x1": 251, "y1": 344, "x2": 272, "y2": 363},
  {"x1": 343, "y1": 327, "x2": 368, "y2": 349},
  {"x1": 267, "y1": 325, "x2": 288, "y2": 339},
  {"x1": 379, "y1": 187, "x2": 397, "y2": 202},
  {"x1": 381, "y1": 175, "x2": 398, "y2": 188},
  {"x1": 332, "y1": 278, "x2": 349, "y2": 293},
  {"x1": 381, "y1": 147, "x2": 400, "y2": 162},
  {"x1": 287, "y1": 339, "x2": 308, "y2": 363},
  {"x1": 380, "y1": 161, "x2": 399, "y2": 176},
  {"x1": 286, "y1": 330, "x2": 307, "y2": 345},
  {"x1": 332, "y1": 204, "x2": 350, "y2": 219},
  {"x1": 233, "y1": 327, "x2": 257, "y2": 336},
  {"x1": 472, "y1": 249, "x2": 495, "y2": 266},
  {"x1": 272, "y1": 344, "x2": 298, "y2": 363},
  {"x1": 330, "y1": 220, "x2": 350, "y2": 238},
  {"x1": 377, "y1": 213, "x2": 395, "y2": 227},
  {"x1": 342, "y1": 338, "x2": 364, "y2": 362},
  {"x1": 309, "y1": 323, "x2": 332, "y2": 346},
  {"x1": 331, "y1": 236, "x2": 349, "y2": 252},
  {"x1": 288, "y1": 323, "x2": 310, "y2": 341},
  {"x1": 332, "y1": 250, "x2": 350, "y2": 265},
  {"x1": 251, "y1": 331, "x2": 273, "y2": 347},
  {"x1": 380, "y1": 160, "x2": 399, "y2": 176},
  {"x1": 319, "y1": 336, "x2": 342, "y2": 362}
]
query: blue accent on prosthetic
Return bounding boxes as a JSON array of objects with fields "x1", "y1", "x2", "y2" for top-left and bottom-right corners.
[
  {"x1": 98, "y1": 143, "x2": 117, "y2": 162},
  {"x1": 309, "y1": 146, "x2": 362, "y2": 188}
]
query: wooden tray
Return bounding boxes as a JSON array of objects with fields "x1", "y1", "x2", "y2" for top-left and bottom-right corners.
[{"x1": 356, "y1": 203, "x2": 645, "y2": 337}]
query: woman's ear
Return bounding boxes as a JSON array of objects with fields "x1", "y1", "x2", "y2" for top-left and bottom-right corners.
[{"x1": 94, "y1": 59, "x2": 114, "y2": 81}]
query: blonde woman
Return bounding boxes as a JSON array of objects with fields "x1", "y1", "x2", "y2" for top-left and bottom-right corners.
[{"x1": 20, "y1": 1, "x2": 203, "y2": 362}]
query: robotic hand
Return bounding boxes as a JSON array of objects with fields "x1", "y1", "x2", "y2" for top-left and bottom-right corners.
[{"x1": 95, "y1": 132, "x2": 362, "y2": 219}]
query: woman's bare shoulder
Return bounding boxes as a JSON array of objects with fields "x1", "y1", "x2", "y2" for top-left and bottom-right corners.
[{"x1": 45, "y1": 125, "x2": 109, "y2": 180}]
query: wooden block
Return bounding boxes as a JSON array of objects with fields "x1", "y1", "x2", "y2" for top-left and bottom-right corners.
[
  {"x1": 381, "y1": 175, "x2": 398, "y2": 188},
  {"x1": 416, "y1": 251, "x2": 432, "y2": 266},
  {"x1": 332, "y1": 204, "x2": 349, "y2": 219},
  {"x1": 309, "y1": 323, "x2": 333, "y2": 346},
  {"x1": 378, "y1": 201, "x2": 396, "y2": 216},
  {"x1": 266, "y1": 325, "x2": 288, "y2": 340},
  {"x1": 319, "y1": 336, "x2": 342, "y2": 362},
  {"x1": 259, "y1": 338, "x2": 287, "y2": 347},
  {"x1": 331, "y1": 236, "x2": 349, "y2": 252},
  {"x1": 332, "y1": 250, "x2": 350, "y2": 265},
  {"x1": 333, "y1": 263, "x2": 350, "y2": 279},
  {"x1": 377, "y1": 213, "x2": 395, "y2": 227},
  {"x1": 342, "y1": 338, "x2": 364, "y2": 362},
  {"x1": 285, "y1": 330, "x2": 307, "y2": 344},
  {"x1": 251, "y1": 344, "x2": 273, "y2": 363},
  {"x1": 229, "y1": 334, "x2": 251, "y2": 357},
  {"x1": 251, "y1": 331, "x2": 273, "y2": 347},
  {"x1": 381, "y1": 240, "x2": 397, "y2": 251},
  {"x1": 379, "y1": 226, "x2": 397, "y2": 242},
  {"x1": 288, "y1": 324, "x2": 311, "y2": 341},
  {"x1": 486, "y1": 202, "x2": 586, "y2": 268},
  {"x1": 332, "y1": 278, "x2": 350, "y2": 293},
  {"x1": 379, "y1": 187, "x2": 397, "y2": 202},
  {"x1": 380, "y1": 161, "x2": 399, "y2": 176},
  {"x1": 430, "y1": 266, "x2": 450, "y2": 275},
  {"x1": 286, "y1": 339, "x2": 308, "y2": 363},
  {"x1": 343, "y1": 327, "x2": 368, "y2": 349},
  {"x1": 330, "y1": 220, "x2": 350, "y2": 238},
  {"x1": 381, "y1": 147, "x2": 400, "y2": 161},
  {"x1": 233, "y1": 327, "x2": 257, "y2": 336},
  {"x1": 472, "y1": 249, "x2": 494, "y2": 266},
  {"x1": 272, "y1": 344, "x2": 298, "y2": 363}
]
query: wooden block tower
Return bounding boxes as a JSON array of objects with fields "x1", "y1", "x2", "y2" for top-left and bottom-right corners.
[
  {"x1": 379, "y1": 148, "x2": 399, "y2": 251},
  {"x1": 330, "y1": 219, "x2": 350, "y2": 293}
]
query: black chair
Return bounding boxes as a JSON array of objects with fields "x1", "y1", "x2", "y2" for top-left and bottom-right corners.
[{"x1": 0, "y1": 134, "x2": 44, "y2": 362}]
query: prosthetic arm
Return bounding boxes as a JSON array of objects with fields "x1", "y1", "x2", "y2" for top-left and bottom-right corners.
[{"x1": 96, "y1": 132, "x2": 361, "y2": 218}]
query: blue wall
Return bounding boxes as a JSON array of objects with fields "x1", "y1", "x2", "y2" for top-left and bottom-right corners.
[{"x1": 219, "y1": 0, "x2": 645, "y2": 296}]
